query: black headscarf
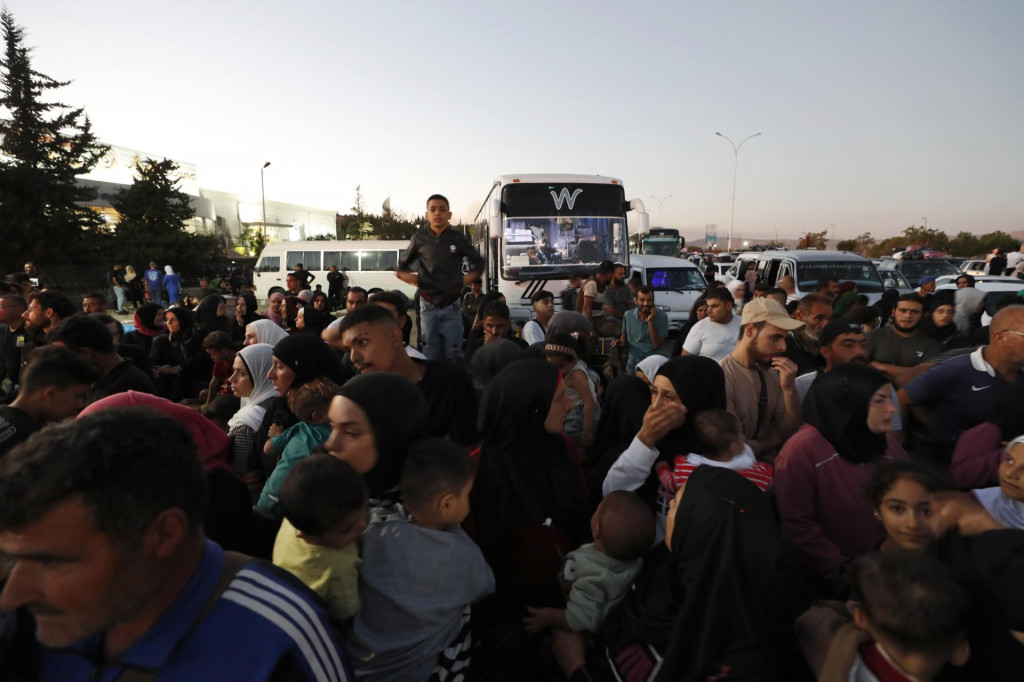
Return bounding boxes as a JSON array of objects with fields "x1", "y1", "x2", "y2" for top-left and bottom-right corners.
[
  {"x1": 335, "y1": 373, "x2": 428, "y2": 499},
  {"x1": 299, "y1": 305, "x2": 331, "y2": 336},
  {"x1": 476, "y1": 360, "x2": 588, "y2": 538},
  {"x1": 469, "y1": 339, "x2": 524, "y2": 396},
  {"x1": 606, "y1": 467, "x2": 782, "y2": 681},
  {"x1": 165, "y1": 306, "x2": 195, "y2": 345},
  {"x1": 587, "y1": 375, "x2": 651, "y2": 505},
  {"x1": 272, "y1": 334, "x2": 348, "y2": 389},
  {"x1": 236, "y1": 293, "x2": 260, "y2": 326},
  {"x1": 655, "y1": 356, "x2": 727, "y2": 457},
  {"x1": 133, "y1": 302, "x2": 166, "y2": 337},
  {"x1": 803, "y1": 363, "x2": 889, "y2": 464},
  {"x1": 196, "y1": 295, "x2": 228, "y2": 333}
]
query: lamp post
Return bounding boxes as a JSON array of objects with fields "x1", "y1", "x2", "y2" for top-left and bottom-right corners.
[
  {"x1": 649, "y1": 194, "x2": 673, "y2": 222},
  {"x1": 716, "y1": 131, "x2": 761, "y2": 252},
  {"x1": 921, "y1": 216, "x2": 928, "y2": 230},
  {"x1": 830, "y1": 224, "x2": 836, "y2": 250},
  {"x1": 261, "y1": 161, "x2": 271, "y2": 242}
]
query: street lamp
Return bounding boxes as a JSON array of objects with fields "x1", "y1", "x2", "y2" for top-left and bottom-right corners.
[
  {"x1": 716, "y1": 131, "x2": 761, "y2": 251},
  {"x1": 649, "y1": 194, "x2": 673, "y2": 222},
  {"x1": 261, "y1": 161, "x2": 271, "y2": 241},
  {"x1": 830, "y1": 224, "x2": 836, "y2": 250},
  {"x1": 921, "y1": 216, "x2": 928, "y2": 230}
]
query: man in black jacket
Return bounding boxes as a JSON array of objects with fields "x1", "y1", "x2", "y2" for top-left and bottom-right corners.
[{"x1": 397, "y1": 194, "x2": 484, "y2": 360}]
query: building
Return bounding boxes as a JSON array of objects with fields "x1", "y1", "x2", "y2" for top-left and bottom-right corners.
[{"x1": 76, "y1": 142, "x2": 337, "y2": 255}]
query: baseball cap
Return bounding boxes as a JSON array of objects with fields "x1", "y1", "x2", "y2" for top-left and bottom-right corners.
[
  {"x1": 918, "y1": 275, "x2": 937, "y2": 286},
  {"x1": 740, "y1": 297, "x2": 804, "y2": 330},
  {"x1": 818, "y1": 319, "x2": 865, "y2": 347}
]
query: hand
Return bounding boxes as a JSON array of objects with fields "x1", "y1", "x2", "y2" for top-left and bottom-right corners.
[
  {"x1": 638, "y1": 400, "x2": 687, "y2": 448},
  {"x1": 771, "y1": 356, "x2": 798, "y2": 389},
  {"x1": 268, "y1": 424, "x2": 284, "y2": 439},
  {"x1": 612, "y1": 338, "x2": 625, "y2": 348},
  {"x1": 930, "y1": 491, "x2": 1004, "y2": 536},
  {"x1": 523, "y1": 606, "x2": 559, "y2": 634}
]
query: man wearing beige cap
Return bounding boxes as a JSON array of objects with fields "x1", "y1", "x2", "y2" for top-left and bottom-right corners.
[{"x1": 721, "y1": 297, "x2": 804, "y2": 460}]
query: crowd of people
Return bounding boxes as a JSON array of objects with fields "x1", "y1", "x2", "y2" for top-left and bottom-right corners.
[{"x1": 1, "y1": 204, "x2": 1024, "y2": 681}]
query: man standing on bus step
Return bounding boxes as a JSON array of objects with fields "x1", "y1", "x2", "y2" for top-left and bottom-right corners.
[{"x1": 397, "y1": 194, "x2": 484, "y2": 361}]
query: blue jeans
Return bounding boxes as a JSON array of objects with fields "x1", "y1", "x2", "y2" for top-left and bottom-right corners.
[
  {"x1": 112, "y1": 286, "x2": 126, "y2": 311},
  {"x1": 419, "y1": 299, "x2": 463, "y2": 360}
]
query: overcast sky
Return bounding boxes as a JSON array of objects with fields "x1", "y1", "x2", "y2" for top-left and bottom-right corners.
[{"x1": 8, "y1": 0, "x2": 1023, "y2": 243}]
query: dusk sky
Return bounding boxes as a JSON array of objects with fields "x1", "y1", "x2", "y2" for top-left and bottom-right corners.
[{"x1": 8, "y1": 0, "x2": 1023, "y2": 243}]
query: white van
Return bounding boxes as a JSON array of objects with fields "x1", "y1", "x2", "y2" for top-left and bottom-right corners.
[
  {"x1": 627, "y1": 254, "x2": 707, "y2": 331},
  {"x1": 754, "y1": 250, "x2": 886, "y2": 304},
  {"x1": 253, "y1": 240, "x2": 417, "y2": 301}
]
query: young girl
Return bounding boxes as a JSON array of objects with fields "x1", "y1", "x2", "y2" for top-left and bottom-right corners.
[
  {"x1": 866, "y1": 460, "x2": 953, "y2": 552},
  {"x1": 544, "y1": 333, "x2": 600, "y2": 449}
]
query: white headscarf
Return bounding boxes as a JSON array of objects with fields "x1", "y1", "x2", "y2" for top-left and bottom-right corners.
[
  {"x1": 954, "y1": 287, "x2": 986, "y2": 335},
  {"x1": 228, "y1": 343, "x2": 277, "y2": 432},
  {"x1": 972, "y1": 435, "x2": 1024, "y2": 530},
  {"x1": 635, "y1": 355, "x2": 669, "y2": 384},
  {"x1": 164, "y1": 265, "x2": 176, "y2": 275},
  {"x1": 246, "y1": 318, "x2": 288, "y2": 346}
]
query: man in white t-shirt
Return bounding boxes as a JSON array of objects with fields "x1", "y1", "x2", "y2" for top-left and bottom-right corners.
[{"x1": 681, "y1": 287, "x2": 741, "y2": 362}]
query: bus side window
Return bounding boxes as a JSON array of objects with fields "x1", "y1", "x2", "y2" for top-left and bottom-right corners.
[
  {"x1": 361, "y1": 251, "x2": 398, "y2": 272},
  {"x1": 258, "y1": 256, "x2": 280, "y2": 273}
]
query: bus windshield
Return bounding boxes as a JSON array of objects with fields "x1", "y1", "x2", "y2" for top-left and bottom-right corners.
[
  {"x1": 642, "y1": 237, "x2": 680, "y2": 257},
  {"x1": 796, "y1": 261, "x2": 885, "y2": 293},
  {"x1": 500, "y1": 182, "x2": 628, "y2": 279}
]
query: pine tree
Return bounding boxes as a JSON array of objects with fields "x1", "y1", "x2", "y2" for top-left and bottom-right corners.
[
  {"x1": 110, "y1": 158, "x2": 217, "y2": 268},
  {"x1": 0, "y1": 9, "x2": 108, "y2": 272}
]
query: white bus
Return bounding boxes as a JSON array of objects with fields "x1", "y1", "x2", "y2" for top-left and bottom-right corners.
[
  {"x1": 252, "y1": 240, "x2": 417, "y2": 300},
  {"x1": 472, "y1": 174, "x2": 649, "y2": 322}
]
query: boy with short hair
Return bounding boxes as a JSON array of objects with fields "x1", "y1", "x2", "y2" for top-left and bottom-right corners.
[
  {"x1": 273, "y1": 454, "x2": 368, "y2": 623},
  {"x1": 522, "y1": 289, "x2": 555, "y2": 345},
  {"x1": 258, "y1": 378, "x2": 338, "y2": 512},
  {"x1": 820, "y1": 550, "x2": 972, "y2": 682},
  {"x1": 523, "y1": 491, "x2": 654, "y2": 678},
  {"x1": 348, "y1": 438, "x2": 494, "y2": 680},
  {"x1": 396, "y1": 194, "x2": 485, "y2": 360},
  {"x1": 656, "y1": 409, "x2": 774, "y2": 493},
  {"x1": 0, "y1": 346, "x2": 99, "y2": 458}
]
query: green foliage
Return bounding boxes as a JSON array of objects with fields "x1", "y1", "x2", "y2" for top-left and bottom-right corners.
[
  {"x1": 0, "y1": 8, "x2": 108, "y2": 271},
  {"x1": 798, "y1": 230, "x2": 828, "y2": 249},
  {"x1": 109, "y1": 157, "x2": 217, "y2": 271}
]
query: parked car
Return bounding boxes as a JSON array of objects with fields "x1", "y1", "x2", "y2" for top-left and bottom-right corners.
[
  {"x1": 754, "y1": 250, "x2": 887, "y2": 304},
  {"x1": 627, "y1": 254, "x2": 707, "y2": 331},
  {"x1": 959, "y1": 259, "x2": 987, "y2": 276},
  {"x1": 877, "y1": 258, "x2": 960, "y2": 288},
  {"x1": 935, "y1": 280, "x2": 1024, "y2": 326}
]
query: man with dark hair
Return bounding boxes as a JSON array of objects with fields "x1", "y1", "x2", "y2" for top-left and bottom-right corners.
[
  {"x1": 345, "y1": 286, "x2": 368, "y2": 313},
  {"x1": 602, "y1": 263, "x2": 635, "y2": 326},
  {"x1": 48, "y1": 315, "x2": 156, "y2": 404},
  {"x1": 339, "y1": 304, "x2": 478, "y2": 446},
  {"x1": 617, "y1": 285, "x2": 668, "y2": 372},
  {"x1": 522, "y1": 289, "x2": 555, "y2": 345},
  {"x1": 23, "y1": 291, "x2": 75, "y2": 336},
  {"x1": 144, "y1": 260, "x2": 164, "y2": 305},
  {"x1": 813, "y1": 276, "x2": 839, "y2": 302},
  {"x1": 109, "y1": 264, "x2": 128, "y2": 314},
  {"x1": 292, "y1": 262, "x2": 315, "y2": 290},
  {"x1": 867, "y1": 293, "x2": 941, "y2": 388},
  {"x1": 326, "y1": 264, "x2": 347, "y2": 310},
  {"x1": 784, "y1": 292, "x2": 833, "y2": 375},
  {"x1": 82, "y1": 292, "x2": 108, "y2": 314},
  {"x1": 0, "y1": 346, "x2": 98, "y2": 457},
  {"x1": 397, "y1": 194, "x2": 485, "y2": 360},
  {"x1": 0, "y1": 409, "x2": 351, "y2": 680},
  {"x1": 582, "y1": 260, "x2": 620, "y2": 337},
  {"x1": 681, "y1": 287, "x2": 741, "y2": 361},
  {"x1": 462, "y1": 300, "x2": 528, "y2": 362},
  {"x1": 284, "y1": 272, "x2": 303, "y2": 296},
  {"x1": 89, "y1": 312, "x2": 154, "y2": 380},
  {"x1": 794, "y1": 319, "x2": 904, "y2": 442},
  {"x1": 368, "y1": 289, "x2": 418, "y2": 353},
  {"x1": 0, "y1": 294, "x2": 28, "y2": 396}
]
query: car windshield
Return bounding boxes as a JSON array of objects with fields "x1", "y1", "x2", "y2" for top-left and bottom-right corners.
[
  {"x1": 880, "y1": 270, "x2": 911, "y2": 289},
  {"x1": 643, "y1": 238, "x2": 679, "y2": 257},
  {"x1": 900, "y1": 261, "x2": 960, "y2": 278},
  {"x1": 647, "y1": 268, "x2": 706, "y2": 291},
  {"x1": 797, "y1": 261, "x2": 884, "y2": 293}
]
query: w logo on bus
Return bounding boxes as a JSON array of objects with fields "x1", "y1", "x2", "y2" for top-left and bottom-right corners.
[{"x1": 550, "y1": 187, "x2": 583, "y2": 210}]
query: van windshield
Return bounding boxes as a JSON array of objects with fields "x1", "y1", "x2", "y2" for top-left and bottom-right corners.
[
  {"x1": 797, "y1": 261, "x2": 884, "y2": 293},
  {"x1": 647, "y1": 267, "x2": 706, "y2": 292}
]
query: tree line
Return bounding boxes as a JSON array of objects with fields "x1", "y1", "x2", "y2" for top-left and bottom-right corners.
[{"x1": 835, "y1": 226, "x2": 1020, "y2": 259}]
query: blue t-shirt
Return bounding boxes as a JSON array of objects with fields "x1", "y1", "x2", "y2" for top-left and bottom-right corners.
[
  {"x1": 622, "y1": 308, "x2": 669, "y2": 372},
  {"x1": 144, "y1": 268, "x2": 163, "y2": 288},
  {"x1": 904, "y1": 346, "x2": 1024, "y2": 441},
  {"x1": 38, "y1": 540, "x2": 352, "y2": 681}
]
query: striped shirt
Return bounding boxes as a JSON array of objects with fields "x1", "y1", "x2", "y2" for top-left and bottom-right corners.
[{"x1": 671, "y1": 449, "x2": 774, "y2": 492}]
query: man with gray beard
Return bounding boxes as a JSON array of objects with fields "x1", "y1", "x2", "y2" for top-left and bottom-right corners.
[{"x1": 783, "y1": 293, "x2": 833, "y2": 375}]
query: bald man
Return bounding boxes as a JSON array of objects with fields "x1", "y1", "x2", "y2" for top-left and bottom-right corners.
[{"x1": 899, "y1": 304, "x2": 1024, "y2": 463}]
